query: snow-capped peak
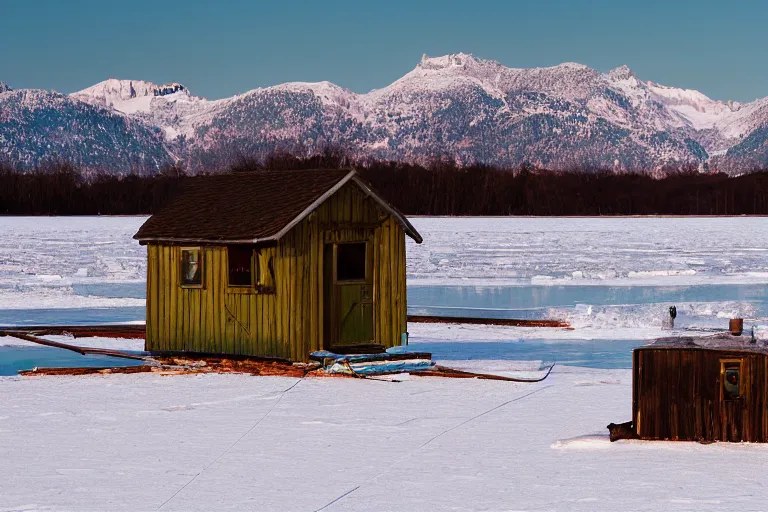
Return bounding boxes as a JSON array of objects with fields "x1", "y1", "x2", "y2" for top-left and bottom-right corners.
[
  {"x1": 417, "y1": 53, "x2": 488, "y2": 71},
  {"x1": 72, "y1": 79, "x2": 195, "y2": 117},
  {"x1": 607, "y1": 65, "x2": 636, "y2": 81},
  {"x1": 0, "y1": 81, "x2": 11, "y2": 94},
  {"x1": 74, "y1": 79, "x2": 160, "y2": 102}
]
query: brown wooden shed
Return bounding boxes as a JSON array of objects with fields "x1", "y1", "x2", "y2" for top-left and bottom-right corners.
[
  {"x1": 134, "y1": 169, "x2": 423, "y2": 361},
  {"x1": 631, "y1": 334, "x2": 768, "y2": 442}
]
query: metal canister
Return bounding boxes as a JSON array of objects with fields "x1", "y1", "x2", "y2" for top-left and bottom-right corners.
[{"x1": 730, "y1": 318, "x2": 744, "y2": 336}]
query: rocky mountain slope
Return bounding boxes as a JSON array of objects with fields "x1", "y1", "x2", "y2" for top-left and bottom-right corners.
[{"x1": 2, "y1": 54, "x2": 767, "y2": 174}]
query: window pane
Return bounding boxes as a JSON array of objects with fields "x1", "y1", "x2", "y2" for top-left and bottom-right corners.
[
  {"x1": 181, "y1": 249, "x2": 202, "y2": 286},
  {"x1": 228, "y1": 246, "x2": 252, "y2": 287},
  {"x1": 337, "y1": 243, "x2": 366, "y2": 281},
  {"x1": 722, "y1": 361, "x2": 741, "y2": 400}
]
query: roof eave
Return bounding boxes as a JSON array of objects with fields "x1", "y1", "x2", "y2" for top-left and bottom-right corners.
[{"x1": 134, "y1": 236, "x2": 278, "y2": 245}]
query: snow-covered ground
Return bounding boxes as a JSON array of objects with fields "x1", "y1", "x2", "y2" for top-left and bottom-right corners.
[{"x1": 4, "y1": 369, "x2": 768, "y2": 511}]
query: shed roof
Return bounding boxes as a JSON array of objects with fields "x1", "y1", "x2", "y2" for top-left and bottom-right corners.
[
  {"x1": 134, "y1": 169, "x2": 423, "y2": 244},
  {"x1": 642, "y1": 333, "x2": 768, "y2": 354}
]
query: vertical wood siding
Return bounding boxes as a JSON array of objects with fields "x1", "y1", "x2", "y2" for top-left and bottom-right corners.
[
  {"x1": 633, "y1": 348, "x2": 768, "y2": 442},
  {"x1": 145, "y1": 183, "x2": 409, "y2": 361}
]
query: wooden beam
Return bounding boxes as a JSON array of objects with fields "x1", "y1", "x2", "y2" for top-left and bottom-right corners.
[{"x1": 407, "y1": 315, "x2": 571, "y2": 329}]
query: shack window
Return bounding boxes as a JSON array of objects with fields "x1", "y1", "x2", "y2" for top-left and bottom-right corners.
[
  {"x1": 180, "y1": 248, "x2": 202, "y2": 287},
  {"x1": 228, "y1": 246, "x2": 253, "y2": 287},
  {"x1": 337, "y1": 243, "x2": 366, "y2": 282},
  {"x1": 721, "y1": 360, "x2": 742, "y2": 400}
]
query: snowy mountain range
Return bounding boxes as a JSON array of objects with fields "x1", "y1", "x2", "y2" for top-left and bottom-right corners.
[{"x1": 2, "y1": 53, "x2": 768, "y2": 174}]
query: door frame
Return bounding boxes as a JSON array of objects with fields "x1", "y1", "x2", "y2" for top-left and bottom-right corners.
[{"x1": 323, "y1": 239, "x2": 375, "y2": 350}]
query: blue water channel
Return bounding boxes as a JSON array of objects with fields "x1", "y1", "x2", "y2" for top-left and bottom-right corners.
[
  {"x1": 0, "y1": 346, "x2": 142, "y2": 376},
  {"x1": 2, "y1": 283, "x2": 765, "y2": 373}
]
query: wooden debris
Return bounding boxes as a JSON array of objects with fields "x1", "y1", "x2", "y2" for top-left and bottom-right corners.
[
  {"x1": 151, "y1": 357, "x2": 312, "y2": 377},
  {"x1": 407, "y1": 315, "x2": 571, "y2": 329},
  {"x1": 411, "y1": 364, "x2": 555, "y2": 383},
  {"x1": 2, "y1": 325, "x2": 146, "y2": 339},
  {"x1": 20, "y1": 366, "x2": 154, "y2": 377},
  {"x1": 0, "y1": 330, "x2": 146, "y2": 361},
  {"x1": 607, "y1": 421, "x2": 638, "y2": 442}
]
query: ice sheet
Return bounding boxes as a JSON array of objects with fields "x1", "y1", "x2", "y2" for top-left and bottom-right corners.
[
  {"x1": 407, "y1": 217, "x2": 768, "y2": 286},
  {"x1": 0, "y1": 216, "x2": 147, "y2": 310}
]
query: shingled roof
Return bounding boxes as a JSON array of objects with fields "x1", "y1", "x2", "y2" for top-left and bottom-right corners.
[{"x1": 134, "y1": 169, "x2": 423, "y2": 244}]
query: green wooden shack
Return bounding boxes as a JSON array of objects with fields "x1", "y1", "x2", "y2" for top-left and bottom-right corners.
[{"x1": 134, "y1": 169, "x2": 423, "y2": 361}]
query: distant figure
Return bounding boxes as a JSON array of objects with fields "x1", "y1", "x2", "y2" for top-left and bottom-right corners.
[{"x1": 662, "y1": 305, "x2": 677, "y2": 330}]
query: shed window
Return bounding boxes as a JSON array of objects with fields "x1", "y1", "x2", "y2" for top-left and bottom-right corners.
[
  {"x1": 721, "y1": 360, "x2": 742, "y2": 400},
  {"x1": 337, "y1": 243, "x2": 366, "y2": 282},
  {"x1": 228, "y1": 246, "x2": 253, "y2": 287},
  {"x1": 180, "y1": 248, "x2": 202, "y2": 287}
]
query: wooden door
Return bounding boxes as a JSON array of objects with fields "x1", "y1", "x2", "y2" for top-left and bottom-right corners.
[{"x1": 323, "y1": 241, "x2": 374, "y2": 350}]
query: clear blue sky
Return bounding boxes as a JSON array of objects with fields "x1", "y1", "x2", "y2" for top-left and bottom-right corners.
[{"x1": 2, "y1": 0, "x2": 766, "y2": 102}]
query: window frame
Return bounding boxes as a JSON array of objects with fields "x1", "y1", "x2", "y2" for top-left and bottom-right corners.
[
  {"x1": 720, "y1": 358, "x2": 744, "y2": 402},
  {"x1": 179, "y1": 246, "x2": 204, "y2": 289},
  {"x1": 226, "y1": 245, "x2": 277, "y2": 294},
  {"x1": 227, "y1": 245, "x2": 255, "y2": 289}
]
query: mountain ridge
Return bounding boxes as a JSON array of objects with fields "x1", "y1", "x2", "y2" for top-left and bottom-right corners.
[{"x1": 2, "y1": 53, "x2": 768, "y2": 174}]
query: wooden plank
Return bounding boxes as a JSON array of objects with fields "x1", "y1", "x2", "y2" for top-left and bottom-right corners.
[
  {"x1": 169, "y1": 246, "x2": 177, "y2": 352},
  {"x1": 200, "y1": 258, "x2": 207, "y2": 352},
  {"x1": 279, "y1": 241, "x2": 288, "y2": 360},
  {"x1": 168, "y1": 247, "x2": 178, "y2": 350},
  {"x1": 290, "y1": 229, "x2": 299, "y2": 361},
  {"x1": 372, "y1": 228, "x2": 380, "y2": 344},
  {"x1": 146, "y1": 245, "x2": 156, "y2": 350},
  {"x1": 380, "y1": 219, "x2": 391, "y2": 347},
  {"x1": 296, "y1": 223, "x2": 305, "y2": 360},
  {"x1": 145, "y1": 245, "x2": 152, "y2": 349},
  {"x1": 211, "y1": 249, "x2": 221, "y2": 353},
  {"x1": 390, "y1": 217, "x2": 398, "y2": 348},
  {"x1": 194, "y1": 288, "x2": 203, "y2": 352},
  {"x1": 206, "y1": 249, "x2": 215, "y2": 353},
  {"x1": 400, "y1": 229, "x2": 408, "y2": 340},
  {"x1": 317, "y1": 233, "x2": 324, "y2": 352},
  {"x1": 284, "y1": 239, "x2": 292, "y2": 360},
  {"x1": 267, "y1": 280, "x2": 275, "y2": 357},
  {"x1": 241, "y1": 290, "x2": 250, "y2": 355},
  {"x1": 275, "y1": 244, "x2": 284, "y2": 359},
  {"x1": 217, "y1": 248, "x2": 226, "y2": 353},
  {"x1": 159, "y1": 246, "x2": 168, "y2": 351},
  {"x1": 251, "y1": 285, "x2": 259, "y2": 356},
  {"x1": 309, "y1": 216, "x2": 318, "y2": 353}
]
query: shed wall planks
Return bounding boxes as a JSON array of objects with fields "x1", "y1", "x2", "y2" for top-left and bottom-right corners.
[
  {"x1": 145, "y1": 183, "x2": 409, "y2": 361},
  {"x1": 633, "y1": 347, "x2": 768, "y2": 442}
]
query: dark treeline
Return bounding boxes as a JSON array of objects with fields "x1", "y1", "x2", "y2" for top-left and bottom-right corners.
[{"x1": 3, "y1": 154, "x2": 768, "y2": 216}]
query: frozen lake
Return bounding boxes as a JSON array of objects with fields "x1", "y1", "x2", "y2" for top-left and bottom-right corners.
[
  {"x1": 4, "y1": 216, "x2": 768, "y2": 511},
  {"x1": 1, "y1": 216, "x2": 768, "y2": 371}
]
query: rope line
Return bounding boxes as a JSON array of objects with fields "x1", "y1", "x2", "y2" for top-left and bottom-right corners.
[{"x1": 157, "y1": 378, "x2": 303, "y2": 510}]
